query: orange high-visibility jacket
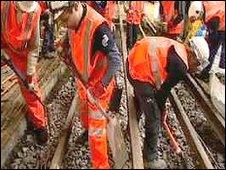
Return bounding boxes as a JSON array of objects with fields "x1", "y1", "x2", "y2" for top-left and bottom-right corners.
[
  {"x1": 161, "y1": 1, "x2": 184, "y2": 35},
  {"x1": 128, "y1": 37, "x2": 188, "y2": 86},
  {"x1": 1, "y1": 1, "x2": 41, "y2": 54},
  {"x1": 69, "y1": 4, "x2": 115, "y2": 108},
  {"x1": 127, "y1": 1, "x2": 144, "y2": 25},
  {"x1": 203, "y1": 1, "x2": 225, "y2": 31}
]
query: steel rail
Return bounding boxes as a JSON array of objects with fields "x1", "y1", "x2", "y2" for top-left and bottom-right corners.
[
  {"x1": 118, "y1": 2, "x2": 144, "y2": 169},
  {"x1": 184, "y1": 74, "x2": 225, "y2": 146}
]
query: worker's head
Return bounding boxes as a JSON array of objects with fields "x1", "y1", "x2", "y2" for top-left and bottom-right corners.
[
  {"x1": 188, "y1": 1, "x2": 204, "y2": 22},
  {"x1": 16, "y1": 1, "x2": 39, "y2": 13},
  {"x1": 49, "y1": 2, "x2": 83, "y2": 29},
  {"x1": 186, "y1": 36, "x2": 209, "y2": 73}
]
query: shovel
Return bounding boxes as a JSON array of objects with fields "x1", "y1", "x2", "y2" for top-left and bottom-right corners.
[{"x1": 72, "y1": 67, "x2": 128, "y2": 169}]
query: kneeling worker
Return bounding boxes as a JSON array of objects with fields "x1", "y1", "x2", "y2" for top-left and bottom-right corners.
[{"x1": 126, "y1": 36, "x2": 209, "y2": 169}]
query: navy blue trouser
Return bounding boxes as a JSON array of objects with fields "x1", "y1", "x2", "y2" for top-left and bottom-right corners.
[
  {"x1": 126, "y1": 61, "x2": 161, "y2": 161},
  {"x1": 126, "y1": 23, "x2": 139, "y2": 50},
  {"x1": 203, "y1": 31, "x2": 225, "y2": 73}
]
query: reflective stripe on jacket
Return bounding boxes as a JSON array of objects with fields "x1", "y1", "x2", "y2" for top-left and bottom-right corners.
[{"x1": 128, "y1": 37, "x2": 188, "y2": 86}]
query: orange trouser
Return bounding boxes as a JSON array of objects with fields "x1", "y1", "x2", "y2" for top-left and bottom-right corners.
[
  {"x1": 77, "y1": 80, "x2": 114, "y2": 169},
  {"x1": 3, "y1": 48, "x2": 47, "y2": 129}
]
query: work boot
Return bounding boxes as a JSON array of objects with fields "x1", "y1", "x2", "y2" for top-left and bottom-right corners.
[
  {"x1": 76, "y1": 130, "x2": 88, "y2": 145},
  {"x1": 33, "y1": 127, "x2": 49, "y2": 145},
  {"x1": 25, "y1": 115, "x2": 35, "y2": 134}
]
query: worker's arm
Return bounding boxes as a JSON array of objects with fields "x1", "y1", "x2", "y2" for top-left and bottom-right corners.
[
  {"x1": 26, "y1": 14, "x2": 41, "y2": 90},
  {"x1": 155, "y1": 46, "x2": 188, "y2": 111},
  {"x1": 93, "y1": 24, "x2": 122, "y2": 87}
]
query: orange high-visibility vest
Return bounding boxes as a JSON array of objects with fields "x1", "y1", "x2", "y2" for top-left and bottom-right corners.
[
  {"x1": 128, "y1": 37, "x2": 188, "y2": 86},
  {"x1": 203, "y1": 1, "x2": 225, "y2": 31},
  {"x1": 69, "y1": 4, "x2": 115, "y2": 104},
  {"x1": 1, "y1": 1, "x2": 41, "y2": 54},
  {"x1": 127, "y1": 1, "x2": 144, "y2": 25},
  {"x1": 161, "y1": 1, "x2": 184, "y2": 35}
]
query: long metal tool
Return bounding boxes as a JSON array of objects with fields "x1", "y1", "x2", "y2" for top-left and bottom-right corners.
[
  {"x1": 118, "y1": 2, "x2": 144, "y2": 169},
  {"x1": 169, "y1": 89, "x2": 214, "y2": 169},
  {"x1": 1, "y1": 55, "x2": 44, "y2": 108}
]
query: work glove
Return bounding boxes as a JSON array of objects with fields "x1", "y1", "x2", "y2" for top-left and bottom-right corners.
[
  {"x1": 88, "y1": 81, "x2": 106, "y2": 99},
  {"x1": 26, "y1": 75, "x2": 37, "y2": 92}
]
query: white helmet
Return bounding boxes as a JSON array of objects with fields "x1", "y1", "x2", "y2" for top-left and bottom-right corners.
[
  {"x1": 188, "y1": 1, "x2": 204, "y2": 19},
  {"x1": 48, "y1": 1, "x2": 76, "y2": 20},
  {"x1": 16, "y1": 1, "x2": 39, "y2": 13},
  {"x1": 189, "y1": 36, "x2": 210, "y2": 71}
]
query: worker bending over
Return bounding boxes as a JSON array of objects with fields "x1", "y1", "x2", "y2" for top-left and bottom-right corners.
[
  {"x1": 1, "y1": 1, "x2": 48, "y2": 145},
  {"x1": 127, "y1": 36, "x2": 209, "y2": 169},
  {"x1": 50, "y1": 2, "x2": 122, "y2": 169}
]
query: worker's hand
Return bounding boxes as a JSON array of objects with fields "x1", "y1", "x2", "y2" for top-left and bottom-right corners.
[
  {"x1": 26, "y1": 75, "x2": 37, "y2": 92},
  {"x1": 88, "y1": 81, "x2": 106, "y2": 99},
  {"x1": 28, "y1": 82, "x2": 36, "y2": 92},
  {"x1": 111, "y1": 24, "x2": 116, "y2": 32}
]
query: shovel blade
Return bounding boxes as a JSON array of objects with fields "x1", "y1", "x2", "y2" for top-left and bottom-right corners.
[{"x1": 107, "y1": 115, "x2": 128, "y2": 169}]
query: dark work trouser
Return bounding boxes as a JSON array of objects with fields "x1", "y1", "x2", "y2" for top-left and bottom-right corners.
[
  {"x1": 126, "y1": 60, "x2": 161, "y2": 161},
  {"x1": 42, "y1": 24, "x2": 55, "y2": 54},
  {"x1": 202, "y1": 31, "x2": 225, "y2": 74},
  {"x1": 126, "y1": 23, "x2": 139, "y2": 50}
]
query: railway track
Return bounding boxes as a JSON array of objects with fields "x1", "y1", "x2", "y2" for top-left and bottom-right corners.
[
  {"x1": 136, "y1": 9, "x2": 225, "y2": 169},
  {"x1": 2, "y1": 2, "x2": 225, "y2": 169}
]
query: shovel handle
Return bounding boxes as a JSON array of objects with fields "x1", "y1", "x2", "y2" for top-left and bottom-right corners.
[{"x1": 86, "y1": 89, "x2": 110, "y2": 120}]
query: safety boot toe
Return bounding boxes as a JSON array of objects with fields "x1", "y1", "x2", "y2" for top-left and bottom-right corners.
[{"x1": 33, "y1": 127, "x2": 49, "y2": 146}]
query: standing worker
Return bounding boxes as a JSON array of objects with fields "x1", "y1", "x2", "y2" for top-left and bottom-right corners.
[
  {"x1": 39, "y1": 1, "x2": 56, "y2": 59},
  {"x1": 197, "y1": 1, "x2": 225, "y2": 80},
  {"x1": 160, "y1": 1, "x2": 190, "y2": 40},
  {"x1": 50, "y1": 2, "x2": 122, "y2": 169},
  {"x1": 126, "y1": 36, "x2": 209, "y2": 169},
  {"x1": 125, "y1": 1, "x2": 145, "y2": 49},
  {"x1": 1, "y1": 1, "x2": 48, "y2": 145}
]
